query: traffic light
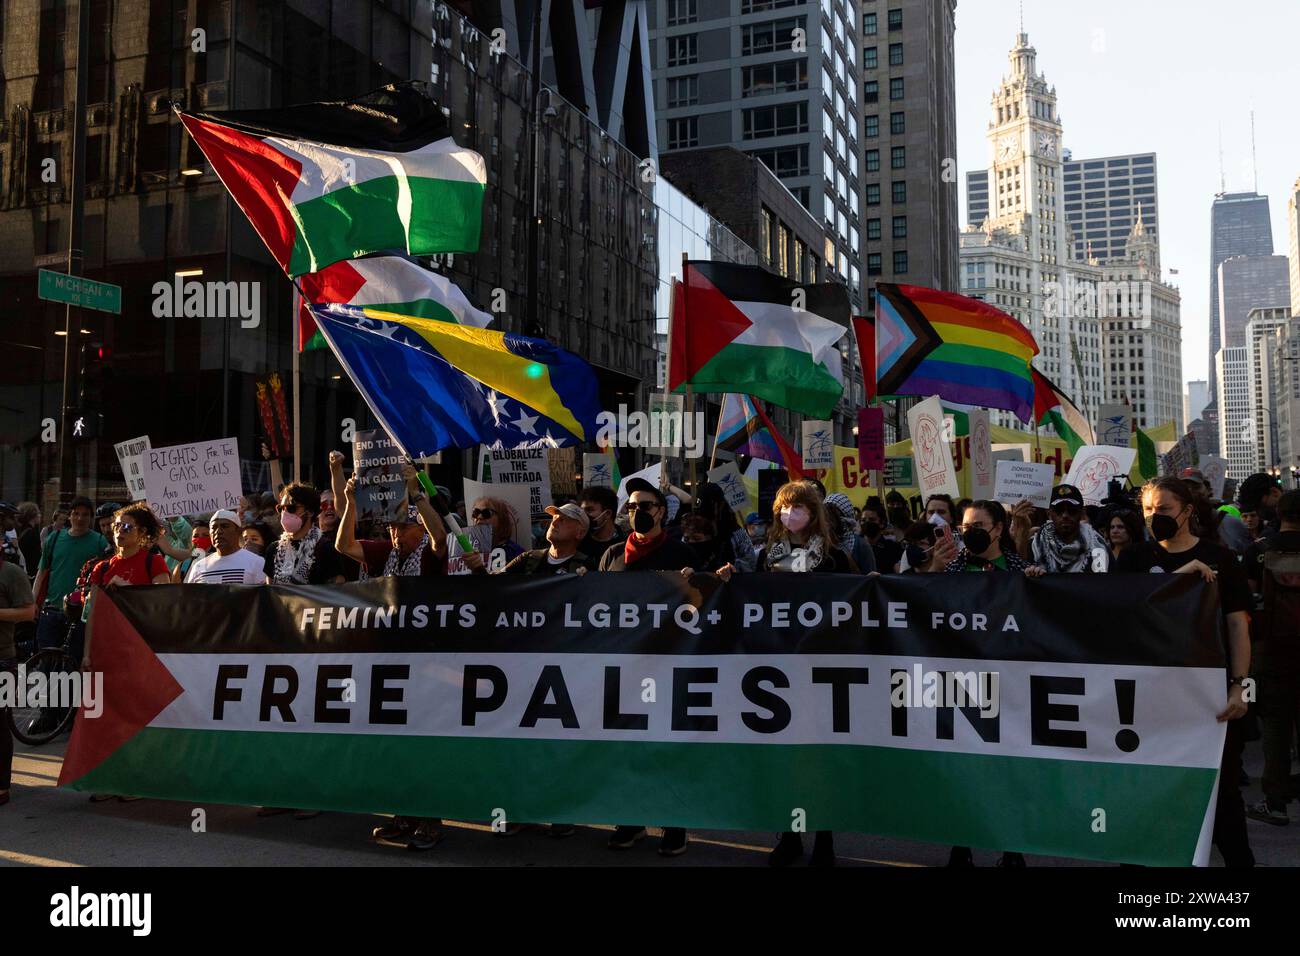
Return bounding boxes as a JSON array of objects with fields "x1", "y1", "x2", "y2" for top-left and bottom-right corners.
[{"x1": 71, "y1": 341, "x2": 109, "y2": 440}]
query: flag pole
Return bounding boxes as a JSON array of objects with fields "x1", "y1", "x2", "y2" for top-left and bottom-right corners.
[
  {"x1": 680, "y1": 253, "x2": 699, "y2": 497},
  {"x1": 292, "y1": 287, "x2": 302, "y2": 482},
  {"x1": 707, "y1": 394, "x2": 727, "y2": 473}
]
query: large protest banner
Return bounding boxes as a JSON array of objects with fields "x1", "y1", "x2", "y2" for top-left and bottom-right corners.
[{"x1": 64, "y1": 573, "x2": 1225, "y2": 866}]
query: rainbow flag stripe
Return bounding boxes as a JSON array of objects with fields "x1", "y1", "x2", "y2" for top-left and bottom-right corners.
[{"x1": 876, "y1": 284, "x2": 1039, "y2": 422}]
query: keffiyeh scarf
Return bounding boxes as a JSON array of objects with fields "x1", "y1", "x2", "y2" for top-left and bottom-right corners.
[{"x1": 273, "y1": 527, "x2": 321, "y2": 584}]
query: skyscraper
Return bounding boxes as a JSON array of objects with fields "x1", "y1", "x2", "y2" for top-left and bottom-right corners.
[
  {"x1": 1207, "y1": 192, "x2": 1274, "y2": 401},
  {"x1": 1183, "y1": 380, "x2": 1208, "y2": 432},
  {"x1": 649, "y1": 0, "x2": 863, "y2": 305},
  {"x1": 966, "y1": 168, "x2": 989, "y2": 227},
  {"x1": 1217, "y1": 254, "x2": 1290, "y2": 349}
]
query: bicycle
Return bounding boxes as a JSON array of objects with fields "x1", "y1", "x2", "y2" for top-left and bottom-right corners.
[{"x1": 8, "y1": 607, "x2": 83, "y2": 746}]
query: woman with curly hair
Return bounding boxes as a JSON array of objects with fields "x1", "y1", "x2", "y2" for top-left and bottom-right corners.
[{"x1": 85, "y1": 503, "x2": 172, "y2": 591}]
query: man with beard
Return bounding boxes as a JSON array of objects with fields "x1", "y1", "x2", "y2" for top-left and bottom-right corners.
[{"x1": 1029, "y1": 485, "x2": 1111, "y2": 573}]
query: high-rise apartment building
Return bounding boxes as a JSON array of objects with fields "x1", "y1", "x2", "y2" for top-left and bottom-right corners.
[
  {"x1": 859, "y1": 0, "x2": 960, "y2": 305},
  {"x1": 649, "y1": 0, "x2": 864, "y2": 304},
  {"x1": 1217, "y1": 254, "x2": 1291, "y2": 349},
  {"x1": 1289, "y1": 177, "x2": 1300, "y2": 318},
  {"x1": 1245, "y1": 307, "x2": 1291, "y2": 471},
  {"x1": 1216, "y1": 346, "x2": 1253, "y2": 479},
  {"x1": 966, "y1": 168, "x2": 989, "y2": 228},
  {"x1": 1206, "y1": 191, "x2": 1274, "y2": 403}
]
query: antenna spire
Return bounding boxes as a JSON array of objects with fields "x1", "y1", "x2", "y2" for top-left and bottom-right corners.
[
  {"x1": 1250, "y1": 110, "x2": 1258, "y2": 192},
  {"x1": 1217, "y1": 124, "x2": 1225, "y2": 194}
]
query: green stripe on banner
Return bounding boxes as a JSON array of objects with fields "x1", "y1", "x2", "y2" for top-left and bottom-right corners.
[
  {"x1": 288, "y1": 176, "x2": 485, "y2": 275},
  {"x1": 929, "y1": 342, "x2": 1032, "y2": 378},
  {"x1": 72, "y1": 728, "x2": 1216, "y2": 866},
  {"x1": 366, "y1": 298, "x2": 459, "y2": 324}
]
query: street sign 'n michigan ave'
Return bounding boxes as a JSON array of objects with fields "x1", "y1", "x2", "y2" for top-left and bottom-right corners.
[{"x1": 38, "y1": 269, "x2": 122, "y2": 314}]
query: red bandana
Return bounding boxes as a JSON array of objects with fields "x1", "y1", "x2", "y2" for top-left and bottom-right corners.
[{"x1": 623, "y1": 530, "x2": 668, "y2": 566}]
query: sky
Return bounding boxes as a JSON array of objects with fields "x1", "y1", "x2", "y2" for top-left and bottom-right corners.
[{"x1": 953, "y1": 0, "x2": 1300, "y2": 388}]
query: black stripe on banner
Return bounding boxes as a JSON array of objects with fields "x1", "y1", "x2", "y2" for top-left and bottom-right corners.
[
  {"x1": 688, "y1": 261, "x2": 851, "y2": 326},
  {"x1": 101, "y1": 572, "x2": 1224, "y2": 669}
]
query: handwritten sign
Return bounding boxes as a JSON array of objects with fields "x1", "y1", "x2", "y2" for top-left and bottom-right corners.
[
  {"x1": 906, "y1": 396, "x2": 959, "y2": 499},
  {"x1": 352, "y1": 428, "x2": 407, "y2": 524},
  {"x1": 1200, "y1": 456, "x2": 1229, "y2": 499},
  {"x1": 143, "y1": 438, "x2": 242, "y2": 519},
  {"x1": 113, "y1": 435, "x2": 152, "y2": 500},
  {"x1": 1064, "y1": 445, "x2": 1138, "y2": 505},
  {"x1": 994, "y1": 460, "x2": 1056, "y2": 508},
  {"x1": 969, "y1": 408, "x2": 993, "y2": 499}
]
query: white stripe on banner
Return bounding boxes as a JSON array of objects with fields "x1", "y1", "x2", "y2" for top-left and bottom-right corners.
[
  {"x1": 272, "y1": 135, "x2": 487, "y2": 205},
  {"x1": 151, "y1": 653, "x2": 1226, "y2": 770}
]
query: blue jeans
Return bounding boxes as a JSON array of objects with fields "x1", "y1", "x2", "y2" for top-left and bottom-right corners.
[{"x1": 36, "y1": 607, "x2": 84, "y2": 662}]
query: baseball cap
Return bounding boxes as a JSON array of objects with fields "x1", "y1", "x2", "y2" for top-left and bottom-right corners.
[
  {"x1": 1050, "y1": 484, "x2": 1084, "y2": 509},
  {"x1": 745, "y1": 511, "x2": 762, "y2": 525},
  {"x1": 0, "y1": 501, "x2": 15, "y2": 515},
  {"x1": 209, "y1": 509, "x2": 242, "y2": 528},
  {"x1": 624, "y1": 477, "x2": 666, "y2": 508},
  {"x1": 545, "y1": 502, "x2": 591, "y2": 532}
]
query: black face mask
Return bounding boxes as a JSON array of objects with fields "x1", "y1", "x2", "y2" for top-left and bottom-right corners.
[
  {"x1": 863, "y1": 521, "x2": 882, "y2": 539},
  {"x1": 963, "y1": 527, "x2": 992, "y2": 556},
  {"x1": 905, "y1": 543, "x2": 931, "y2": 568},
  {"x1": 632, "y1": 509, "x2": 657, "y2": 535},
  {"x1": 1147, "y1": 512, "x2": 1181, "y2": 542}
]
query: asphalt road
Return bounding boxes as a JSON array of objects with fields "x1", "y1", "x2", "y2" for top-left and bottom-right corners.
[{"x1": 3, "y1": 737, "x2": 1297, "y2": 867}]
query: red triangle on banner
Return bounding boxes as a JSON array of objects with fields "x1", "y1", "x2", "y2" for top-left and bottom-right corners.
[
  {"x1": 58, "y1": 592, "x2": 185, "y2": 787},
  {"x1": 668, "y1": 265, "x2": 754, "y2": 390}
]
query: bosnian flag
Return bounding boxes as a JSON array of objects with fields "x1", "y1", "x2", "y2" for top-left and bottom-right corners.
[
  {"x1": 296, "y1": 256, "x2": 493, "y2": 352},
  {"x1": 668, "y1": 262, "x2": 849, "y2": 419},
  {"x1": 178, "y1": 82, "x2": 485, "y2": 277}
]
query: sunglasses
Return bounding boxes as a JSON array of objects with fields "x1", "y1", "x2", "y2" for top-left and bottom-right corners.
[
  {"x1": 627, "y1": 501, "x2": 660, "y2": 513},
  {"x1": 471, "y1": 508, "x2": 496, "y2": 520},
  {"x1": 112, "y1": 522, "x2": 137, "y2": 533},
  {"x1": 276, "y1": 502, "x2": 303, "y2": 514},
  {"x1": 1051, "y1": 504, "x2": 1082, "y2": 515}
]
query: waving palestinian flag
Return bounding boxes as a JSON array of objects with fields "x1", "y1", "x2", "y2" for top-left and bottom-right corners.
[{"x1": 178, "y1": 82, "x2": 485, "y2": 277}]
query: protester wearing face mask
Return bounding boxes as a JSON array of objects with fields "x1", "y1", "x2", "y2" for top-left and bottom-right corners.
[
  {"x1": 924, "y1": 495, "x2": 957, "y2": 527},
  {"x1": 576, "y1": 486, "x2": 624, "y2": 562},
  {"x1": 899, "y1": 520, "x2": 958, "y2": 573},
  {"x1": 944, "y1": 500, "x2": 1039, "y2": 577},
  {"x1": 1029, "y1": 485, "x2": 1111, "y2": 573},
  {"x1": 824, "y1": 493, "x2": 876, "y2": 573},
  {"x1": 763, "y1": 481, "x2": 844, "y2": 867},
  {"x1": 600, "y1": 477, "x2": 696, "y2": 857},
  {"x1": 240, "y1": 522, "x2": 272, "y2": 556},
  {"x1": 861, "y1": 499, "x2": 903, "y2": 573},
  {"x1": 171, "y1": 519, "x2": 214, "y2": 582},
  {"x1": 692, "y1": 482, "x2": 757, "y2": 578},
  {"x1": 264, "y1": 483, "x2": 346, "y2": 585},
  {"x1": 1104, "y1": 509, "x2": 1145, "y2": 563},
  {"x1": 1111, "y1": 477, "x2": 1255, "y2": 864}
]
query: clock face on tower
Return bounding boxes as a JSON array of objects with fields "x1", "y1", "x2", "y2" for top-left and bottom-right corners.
[
  {"x1": 998, "y1": 134, "x2": 1019, "y2": 161},
  {"x1": 1037, "y1": 132, "x2": 1057, "y2": 157}
]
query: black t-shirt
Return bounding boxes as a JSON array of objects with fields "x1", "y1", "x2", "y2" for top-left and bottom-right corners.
[
  {"x1": 503, "y1": 549, "x2": 594, "y2": 576},
  {"x1": 579, "y1": 528, "x2": 626, "y2": 562},
  {"x1": 1115, "y1": 539, "x2": 1252, "y2": 617},
  {"x1": 597, "y1": 535, "x2": 698, "y2": 572},
  {"x1": 263, "y1": 533, "x2": 347, "y2": 584}
]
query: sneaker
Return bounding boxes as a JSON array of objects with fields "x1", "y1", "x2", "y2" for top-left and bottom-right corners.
[
  {"x1": 1246, "y1": 801, "x2": 1289, "y2": 826},
  {"x1": 608, "y1": 825, "x2": 647, "y2": 849},
  {"x1": 809, "y1": 831, "x2": 836, "y2": 867},
  {"x1": 548, "y1": 823, "x2": 576, "y2": 838},
  {"x1": 946, "y1": 846, "x2": 974, "y2": 867},
  {"x1": 658, "y1": 827, "x2": 688, "y2": 857},
  {"x1": 407, "y1": 822, "x2": 445, "y2": 851},
  {"x1": 767, "y1": 832, "x2": 804, "y2": 867},
  {"x1": 372, "y1": 816, "x2": 415, "y2": 844},
  {"x1": 996, "y1": 852, "x2": 1027, "y2": 867}
]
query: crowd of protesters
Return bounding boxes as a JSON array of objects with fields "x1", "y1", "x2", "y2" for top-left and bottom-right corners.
[{"x1": 0, "y1": 454, "x2": 1296, "y2": 867}]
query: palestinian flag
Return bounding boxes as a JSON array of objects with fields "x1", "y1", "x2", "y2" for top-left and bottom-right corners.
[
  {"x1": 1032, "y1": 369, "x2": 1094, "y2": 454},
  {"x1": 297, "y1": 256, "x2": 494, "y2": 352},
  {"x1": 669, "y1": 262, "x2": 849, "y2": 419},
  {"x1": 178, "y1": 82, "x2": 485, "y2": 277}
]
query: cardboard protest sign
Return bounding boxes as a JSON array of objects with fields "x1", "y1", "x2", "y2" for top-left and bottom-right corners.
[
  {"x1": 352, "y1": 429, "x2": 407, "y2": 524},
  {"x1": 707, "y1": 462, "x2": 751, "y2": 512},
  {"x1": 969, "y1": 409, "x2": 993, "y2": 499},
  {"x1": 1064, "y1": 445, "x2": 1138, "y2": 505},
  {"x1": 1199, "y1": 456, "x2": 1229, "y2": 499},
  {"x1": 483, "y1": 448, "x2": 552, "y2": 521},
  {"x1": 462, "y1": 476, "x2": 531, "y2": 554},
  {"x1": 906, "y1": 397, "x2": 959, "y2": 499},
  {"x1": 143, "y1": 438, "x2": 242, "y2": 519},
  {"x1": 802, "y1": 420, "x2": 835, "y2": 469},
  {"x1": 994, "y1": 460, "x2": 1056, "y2": 508},
  {"x1": 113, "y1": 435, "x2": 152, "y2": 500},
  {"x1": 857, "y1": 408, "x2": 885, "y2": 471}
]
